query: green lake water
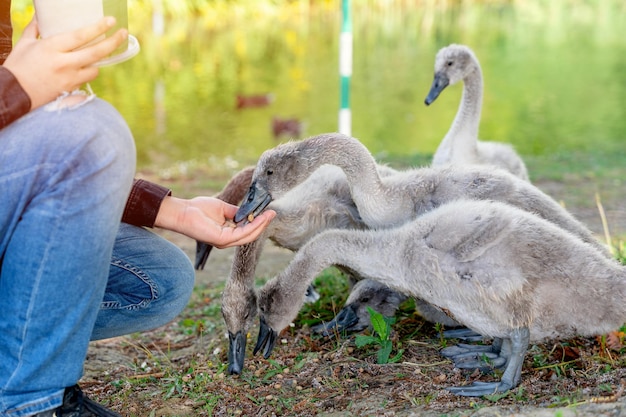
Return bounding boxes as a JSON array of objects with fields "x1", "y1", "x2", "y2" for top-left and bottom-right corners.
[{"x1": 54, "y1": 1, "x2": 626, "y2": 171}]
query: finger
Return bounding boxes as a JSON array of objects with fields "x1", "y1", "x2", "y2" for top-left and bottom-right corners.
[
  {"x1": 20, "y1": 17, "x2": 39, "y2": 40},
  {"x1": 258, "y1": 209, "x2": 277, "y2": 222},
  {"x1": 71, "y1": 28, "x2": 128, "y2": 67},
  {"x1": 221, "y1": 203, "x2": 239, "y2": 220},
  {"x1": 73, "y1": 65, "x2": 101, "y2": 87},
  {"x1": 224, "y1": 210, "x2": 276, "y2": 246},
  {"x1": 215, "y1": 229, "x2": 261, "y2": 249},
  {"x1": 245, "y1": 210, "x2": 276, "y2": 229},
  {"x1": 53, "y1": 16, "x2": 117, "y2": 52},
  {"x1": 211, "y1": 217, "x2": 267, "y2": 248},
  {"x1": 209, "y1": 209, "x2": 274, "y2": 248}
]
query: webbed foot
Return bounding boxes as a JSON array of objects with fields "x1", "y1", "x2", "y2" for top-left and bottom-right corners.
[
  {"x1": 443, "y1": 327, "x2": 484, "y2": 342},
  {"x1": 441, "y1": 342, "x2": 506, "y2": 372},
  {"x1": 452, "y1": 353, "x2": 507, "y2": 371},
  {"x1": 440, "y1": 343, "x2": 493, "y2": 358},
  {"x1": 445, "y1": 328, "x2": 529, "y2": 397},
  {"x1": 446, "y1": 380, "x2": 513, "y2": 397}
]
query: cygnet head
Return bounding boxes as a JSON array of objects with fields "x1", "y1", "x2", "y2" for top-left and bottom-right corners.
[
  {"x1": 221, "y1": 280, "x2": 257, "y2": 375},
  {"x1": 234, "y1": 133, "x2": 353, "y2": 223},
  {"x1": 311, "y1": 279, "x2": 408, "y2": 337},
  {"x1": 254, "y1": 276, "x2": 300, "y2": 359},
  {"x1": 425, "y1": 44, "x2": 479, "y2": 105}
]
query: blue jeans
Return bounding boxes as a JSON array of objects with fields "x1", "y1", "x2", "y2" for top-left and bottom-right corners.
[{"x1": 0, "y1": 98, "x2": 195, "y2": 416}]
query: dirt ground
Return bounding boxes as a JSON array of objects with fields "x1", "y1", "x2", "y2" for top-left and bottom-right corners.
[{"x1": 82, "y1": 174, "x2": 626, "y2": 416}]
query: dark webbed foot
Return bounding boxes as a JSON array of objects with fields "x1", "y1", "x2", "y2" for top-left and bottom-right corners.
[
  {"x1": 445, "y1": 327, "x2": 529, "y2": 397},
  {"x1": 440, "y1": 343, "x2": 494, "y2": 358},
  {"x1": 443, "y1": 327, "x2": 484, "y2": 342},
  {"x1": 447, "y1": 380, "x2": 513, "y2": 397},
  {"x1": 441, "y1": 341, "x2": 506, "y2": 371},
  {"x1": 451, "y1": 353, "x2": 507, "y2": 371}
]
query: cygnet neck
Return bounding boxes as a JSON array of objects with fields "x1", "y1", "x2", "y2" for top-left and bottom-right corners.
[{"x1": 433, "y1": 64, "x2": 483, "y2": 166}]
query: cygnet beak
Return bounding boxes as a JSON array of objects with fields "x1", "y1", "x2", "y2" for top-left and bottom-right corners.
[
  {"x1": 310, "y1": 304, "x2": 361, "y2": 337},
  {"x1": 304, "y1": 284, "x2": 320, "y2": 304},
  {"x1": 234, "y1": 181, "x2": 273, "y2": 224},
  {"x1": 253, "y1": 316, "x2": 278, "y2": 359},
  {"x1": 227, "y1": 331, "x2": 247, "y2": 375},
  {"x1": 194, "y1": 241, "x2": 213, "y2": 271},
  {"x1": 424, "y1": 72, "x2": 450, "y2": 105}
]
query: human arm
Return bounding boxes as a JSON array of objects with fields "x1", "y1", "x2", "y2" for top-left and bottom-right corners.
[{"x1": 122, "y1": 179, "x2": 275, "y2": 248}]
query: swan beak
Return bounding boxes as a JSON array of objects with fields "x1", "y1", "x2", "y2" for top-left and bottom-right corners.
[
  {"x1": 227, "y1": 331, "x2": 247, "y2": 375},
  {"x1": 253, "y1": 316, "x2": 278, "y2": 359},
  {"x1": 194, "y1": 240, "x2": 213, "y2": 270},
  {"x1": 311, "y1": 304, "x2": 361, "y2": 337},
  {"x1": 304, "y1": 284, "x2": 320, "y2": 303},
  {"x1": 424, "y1": 72, "x2": 450, "y2": 105},
  {"x1": 234, "y1": 181, "x2": 273, "y2": 224}
]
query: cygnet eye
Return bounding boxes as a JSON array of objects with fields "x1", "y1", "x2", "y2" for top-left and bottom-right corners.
[
  {"x1": 447, "y1": 60, "x2": 453, "y2": 66},
  {"x1": 267, "y1": 169, "x2": 273, "y2": 176}
]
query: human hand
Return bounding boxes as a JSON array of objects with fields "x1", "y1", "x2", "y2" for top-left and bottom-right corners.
[
  {"x1": 155, "y1": 195, "x2": 276, "y2": 248},
  {"x1": 3, "y1": 16, "x2": 128, "y2": 110}
]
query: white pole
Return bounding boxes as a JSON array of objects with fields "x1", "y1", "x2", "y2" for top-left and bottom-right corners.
[{"x1": 339, "y1": 0, "x2": 352, "y2": 136}]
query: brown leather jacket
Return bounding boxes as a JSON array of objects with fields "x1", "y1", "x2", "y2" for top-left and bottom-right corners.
[{"x1": 0, "y1": 2, "x2": 168, "y2": 227}]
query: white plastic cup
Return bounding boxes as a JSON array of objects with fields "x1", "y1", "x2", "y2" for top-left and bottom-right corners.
[{"x1": 34, "y1": 0, "x2": 139, "y2": 66}]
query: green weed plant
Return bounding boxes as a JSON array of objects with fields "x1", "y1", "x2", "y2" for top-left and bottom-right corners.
[{"x1": 355, "y1": 307, "x2": 403, "y2": 364}]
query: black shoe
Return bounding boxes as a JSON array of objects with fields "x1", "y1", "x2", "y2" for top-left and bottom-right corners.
[{"x1": 32, "y1": 385, "x2": 121, "y2": 417}]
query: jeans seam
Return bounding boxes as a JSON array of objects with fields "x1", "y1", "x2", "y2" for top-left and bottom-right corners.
[{"x1": 105, "y1": 259, "x2": 159, "y2": 310}]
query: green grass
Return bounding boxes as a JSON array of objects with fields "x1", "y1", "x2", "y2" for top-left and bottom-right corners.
[{"x1": 380, "y1": 147, "x2": 626, "y2": 184}]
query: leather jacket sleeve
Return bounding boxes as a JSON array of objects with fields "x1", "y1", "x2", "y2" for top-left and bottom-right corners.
[
  {"x1": 0, "y1": 1, "x2": 31, "y2": 130},
  {"x1": 0, "y1": 0, "x2": 12, "y2": 64},
  {"x1": 0, "y1": 67, "x2": 32, "y2": 129},
  {"x1": 122, "y1": 179, "x2": 172, "y2": 228}
]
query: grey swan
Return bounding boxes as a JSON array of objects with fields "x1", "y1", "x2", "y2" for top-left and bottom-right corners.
[
  {"x1": 425, "y1": 44, "x2": 529, "y2": 181},
  {"x1": 254, "y1": 199, "x2": 626, "y2": 396}
]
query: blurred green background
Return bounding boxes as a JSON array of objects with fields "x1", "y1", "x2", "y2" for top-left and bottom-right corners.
[{"x1": 10, "y1": 0, "x2": 626, "y2": 175}]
